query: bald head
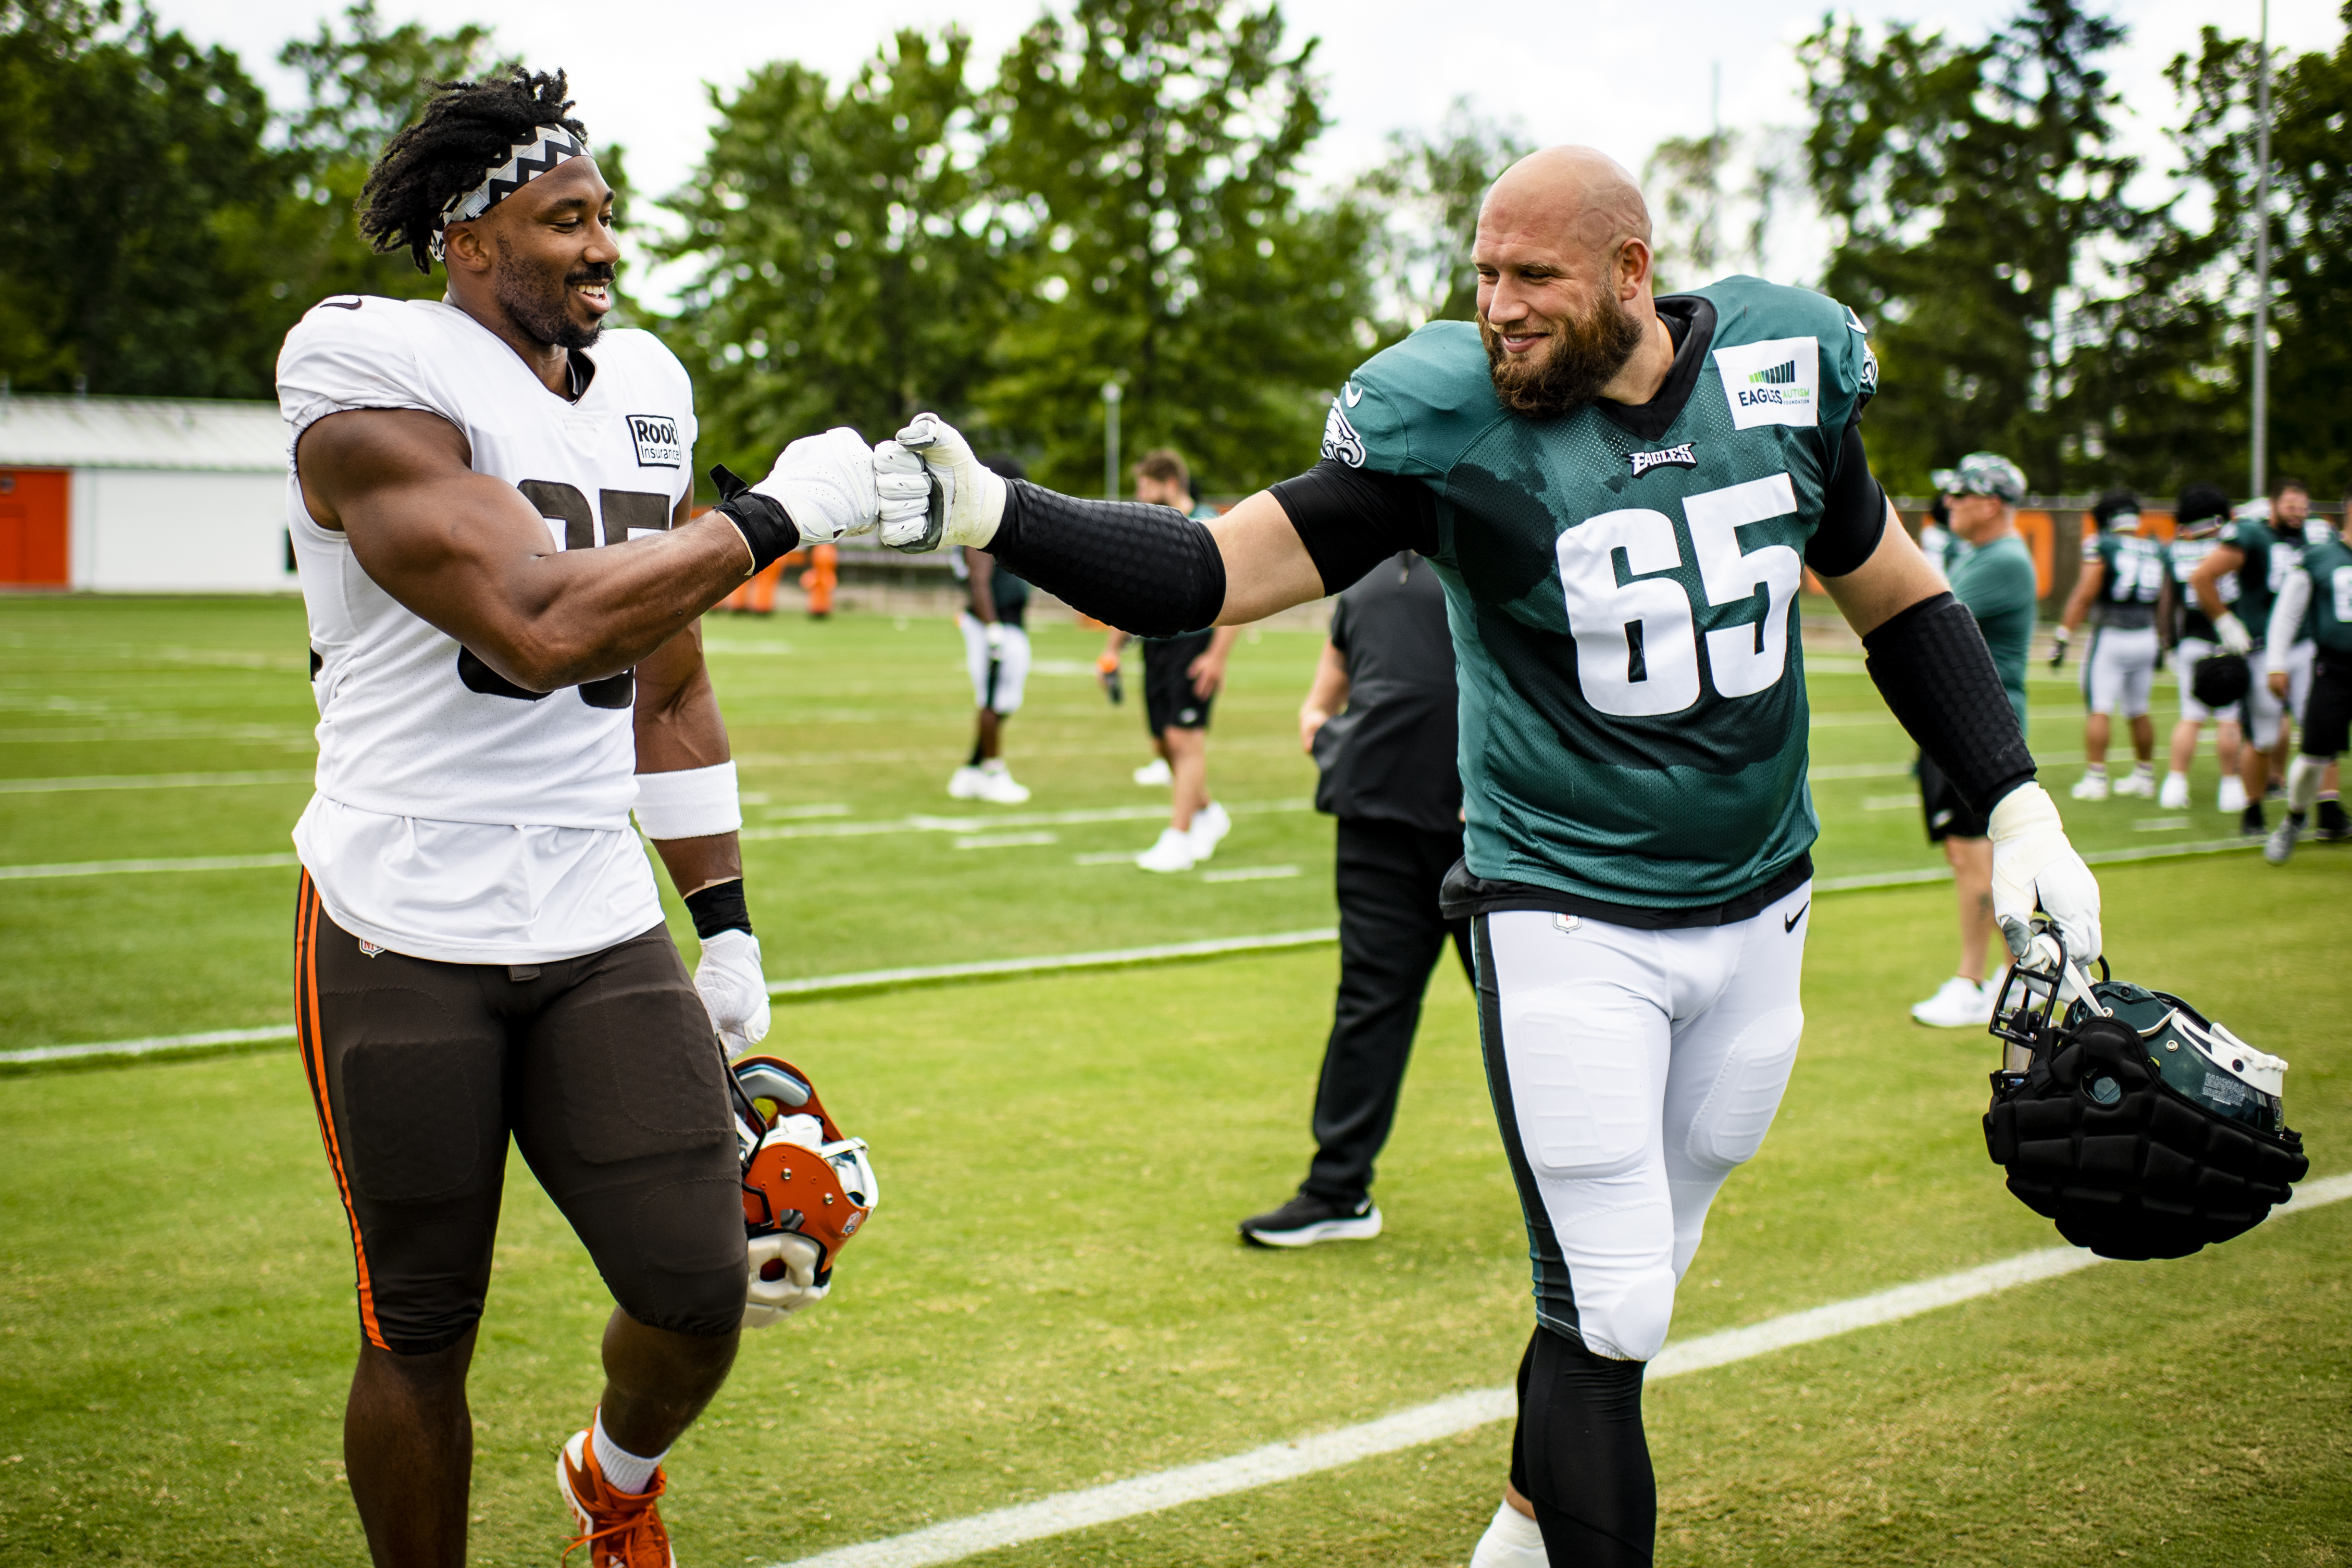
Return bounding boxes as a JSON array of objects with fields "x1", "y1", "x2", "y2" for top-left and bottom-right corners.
[
  {"x1": 1480, "y1": 146, "x2": 1652, "y2": 270},
  {"x1": 1471, "y1": 145, "x2": 1672, "y2": 416}
]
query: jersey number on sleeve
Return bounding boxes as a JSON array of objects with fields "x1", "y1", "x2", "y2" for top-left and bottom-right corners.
[
  {"x1": 1555, "y1": 473, "x2": 1802, "y2": 717},
  {"x1": 455, "y1": 480, "x2": 672, "y2": 707}
]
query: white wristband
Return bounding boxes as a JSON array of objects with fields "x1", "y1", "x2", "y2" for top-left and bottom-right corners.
[{"x1": 633, "y1": 761, "x2": 742, "y2": 840}]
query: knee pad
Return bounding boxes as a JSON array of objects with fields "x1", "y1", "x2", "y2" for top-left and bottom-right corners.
[{"x1": 1571, "y1": 1263, "x2": 1677, "y2": 1363}]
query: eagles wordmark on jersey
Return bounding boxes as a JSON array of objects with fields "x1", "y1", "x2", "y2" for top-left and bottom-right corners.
[{"x1": 1319, "y1": 276, "x2": 1874, "y2": 910}]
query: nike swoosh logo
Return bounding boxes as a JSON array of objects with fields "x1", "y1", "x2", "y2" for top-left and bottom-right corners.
[
  {"x1": 321, "y1": 297, "x2": 363, "y2": 311},
  {"x1": 1784, "y1": 901, "x2": 1809, "y2": 933},
  {"x1": 1343, "y1": 384, "x2": 1363, "y2": 407}
]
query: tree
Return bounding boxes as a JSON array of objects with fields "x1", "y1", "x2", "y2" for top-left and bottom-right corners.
[
  {"x1": 979, "y1": 0, "x2": 1376, "y2": 494},
  {"x1": 1799, "y1": 0, "x2": 2149, "y2": 497},
  {"x1": 656, "y1": 29, "x2": 999, "y2": 486},
  {"x1": 1353, "y1": 101, "x2": 1530, "y2": 331},
  {"x1": 0, "y1": 1, "x2": 290, "y2": 395}
]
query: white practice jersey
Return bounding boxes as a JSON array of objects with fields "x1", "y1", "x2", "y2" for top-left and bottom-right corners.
[{"x1": 277, "y1": 295, "x2": 699, "y2": 963}]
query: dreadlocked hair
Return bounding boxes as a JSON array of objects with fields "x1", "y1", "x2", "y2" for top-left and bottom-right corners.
[{"x1": 358, "y1": 69, "x2": 588, "y2": 274}]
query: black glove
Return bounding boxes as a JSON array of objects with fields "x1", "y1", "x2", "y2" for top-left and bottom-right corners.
[{"x1": 710, "y1": 465, "x2": 802, "y2": 575}]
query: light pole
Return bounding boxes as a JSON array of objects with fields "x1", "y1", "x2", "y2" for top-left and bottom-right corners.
[
  {"x1": 2251, "y1": 0, "x2": 2272, "y2": 502},
  {"x1": 1101, "y1": 380, "x2": 1122, "y2": 500}
]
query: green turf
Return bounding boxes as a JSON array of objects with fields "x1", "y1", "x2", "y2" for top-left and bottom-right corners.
[{"x1": 0, "y1": 596, "x2": 2342, "y2": 1567}]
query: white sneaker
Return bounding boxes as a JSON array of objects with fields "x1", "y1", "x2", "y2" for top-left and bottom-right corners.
[
  {"x1": 1912, "y1": 975, "x2": 1996, "y2": 1028},
  {"x1": 1135, "y1": 827, "x2": 1196, "y2": 873},
  {"x1": 1187, "y1": 800, "x2": 1231, "y2": 860},
  {"x1": 2113, "y1": 766, "x2": 2157, "y2": 798},
  {"x1": 2159, "y1": 772, "x2": 2191, "y2": 810},
  {"x1": 1133, "y1": 758, "x2": 1172, "y2": 786},
  {"x1": 973, "y1": 766, "x2": 1030, "y2": 804},
  {"x1": 2070, "y1": 770, "x2": 2110, "y2": 801},
  {"x1": 2218, "y1": 776, "x2": 2248, "y2": 814},
  {"x1": 947, "y1": 765, "x2": 985, "y2": 799}
]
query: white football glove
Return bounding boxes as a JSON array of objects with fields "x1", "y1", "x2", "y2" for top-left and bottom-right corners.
[
  {"x1": 871, "y1": 439, "x2": 941, "y2": 552},
  {"x1": 752, "y1": 427, "x2": 880, "y2": 544},
  {"x1": 892, "y1": 413, "x2": 1007, "y2": 550},
  {"x1": 1989, "y1": 782, "x2": 2102, "y2": 968},
  {"x1": 742, "y1": 1231, "x2": 827, "y2": 1327},
  {"x1": 694, "y1": 927, "x2": 771, "y2": 1059},
  {"x1": 2213, "y1": 612, "x2": 2254, "y2": 656},
  {"x1": 984, "y1": 620, "x2": 1006, "y2": 652}
]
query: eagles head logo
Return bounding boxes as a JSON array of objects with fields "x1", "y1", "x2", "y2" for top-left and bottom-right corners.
[{"x1": 1322, "y1": 395, "x2": 1366, "y2": 468}]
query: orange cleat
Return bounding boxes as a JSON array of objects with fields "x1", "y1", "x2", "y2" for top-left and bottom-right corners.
[{"x1": 558, "y1": 1428, "x2": 676, "y2": 1568}]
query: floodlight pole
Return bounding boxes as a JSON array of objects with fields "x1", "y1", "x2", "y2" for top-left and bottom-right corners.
[
  {"x1": 1102, "y1": 380, "x2": 1123, "y2": 500},
  {"x1": 2251, "y1": 0, "x2": 2272, "y2": 502}
]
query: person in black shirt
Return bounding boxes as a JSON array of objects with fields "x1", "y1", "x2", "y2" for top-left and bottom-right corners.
[{"x1": 1241, "y1": 553, "x2": 1473, "y2": 1246}]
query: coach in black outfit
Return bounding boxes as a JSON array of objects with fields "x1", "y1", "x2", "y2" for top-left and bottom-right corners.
[{"x1": 1241, "y1": 551, "x2": 1471, "y2": 1247}]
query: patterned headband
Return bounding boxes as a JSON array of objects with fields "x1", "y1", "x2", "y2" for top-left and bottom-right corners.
[{"x1": 429, "y1": 125, "x2": 589, "y2": 259}]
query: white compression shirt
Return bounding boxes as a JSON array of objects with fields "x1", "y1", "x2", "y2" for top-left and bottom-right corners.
[{"x1": 277, "y1": 295, "x2": 699, "y2": 964}]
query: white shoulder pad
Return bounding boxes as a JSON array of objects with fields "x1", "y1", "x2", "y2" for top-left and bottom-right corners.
[{"x1": 276, "y1": 295, "x2": 461, "y2": 447}]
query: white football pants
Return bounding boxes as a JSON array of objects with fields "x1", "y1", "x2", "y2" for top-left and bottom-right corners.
[
  {"x1": 1478, "y1": 887, "x2": 1810, "y2": 1362},
  {"x1": 2082, "y1": 625, "x2": 2160, "y2": 717},
  {"x1": 2247, "y1": 639, "x2": 2316, "y2": 749},
  {"x1": 956, "y1": 613, "x2": 1030, "y2": 716}
]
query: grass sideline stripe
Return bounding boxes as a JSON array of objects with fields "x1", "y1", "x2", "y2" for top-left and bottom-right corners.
[
  {"x1": 1813, "y1": 836, "x2": 2257, "y2": 894},
  {"x1": 0, "y1": 1025, "x2": 297, "y2": 1065},
  {"x1": 764, "y1": 930, "x2": 1339, "y2": 1000},
  {"x1": 0, "y1": 852, "x2": 299, "y2": 881},
  {"x1": 769, "y1": 1174, "x2": 2352, "y2": 1568},
  {"x1": 0, "y1": 770, "x2": 310, "y2": 794}
]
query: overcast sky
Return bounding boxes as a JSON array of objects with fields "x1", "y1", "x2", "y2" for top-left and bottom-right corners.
[{"x1": 163, "y1": 0, "x2": 2341, "y2": 306}]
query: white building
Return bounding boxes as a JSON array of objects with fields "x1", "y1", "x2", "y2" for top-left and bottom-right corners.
[{"x1": 0, "y1": 393, "x2": 292, "y2": 593}]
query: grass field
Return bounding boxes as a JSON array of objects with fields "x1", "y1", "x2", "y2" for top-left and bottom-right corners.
[{"x1": 1, "y1": 595, "x2": 2345, "y2": 1567}]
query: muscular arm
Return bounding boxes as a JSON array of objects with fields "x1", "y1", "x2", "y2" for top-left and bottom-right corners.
[
  {"x1": 2192, "y1": 543, "x2": 2245, "y2": 624},
  {"x1": 963, "y1": 547, "x2": 998, "y2": 624},
  {"x1": 1818, "y1": 499, "x2": 1948, "y2": 635},
  {"x1": 634, "y1": 491, "x2": 743, "y2": 898},
  {"x1": 295, "y1": 407, "x2": 757, "y2": 691}
]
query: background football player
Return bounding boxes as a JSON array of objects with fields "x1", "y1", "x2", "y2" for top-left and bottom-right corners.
[
  {"x1": 868, "y1": 145, "x2": 2102, "y2": 1567},
  {"x1": 278, "y1": 70, "x2": 866, "y2": 1568},
  {"x1": 2160, "y1": 484, "x2": 2247, "y2": 813},
  {"x1": 2260, "y1": 486, "x2": 2352, "y2": 861},
  {"x1": 2193, "y1": 479, "x2": 2318, "y2": 837},
  {"x1": 2051, "y1": 489, "x2": 2170, "y2": 802},
  {"x1": 946, "y1": 456, "x2": 1037, "y2": 805}
]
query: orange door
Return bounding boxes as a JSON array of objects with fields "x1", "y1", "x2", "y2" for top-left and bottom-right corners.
[{"x1": 0, "y1": 469, "x2": 69, "y2": 585}]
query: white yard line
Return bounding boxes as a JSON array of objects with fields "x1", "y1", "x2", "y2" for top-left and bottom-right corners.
[
  {"x1": 0, "y1": 852, "x2": 299, "y2": 881},
  {"x1": 0, "y1": 770, "x2": 310, "y2": 794},
  {"x1": 768, "y1": 1174, "x2": 2352, "y2": 1568},
  {"x1": 741, "y1": 800, "x2": 1311, "y2": 843}
]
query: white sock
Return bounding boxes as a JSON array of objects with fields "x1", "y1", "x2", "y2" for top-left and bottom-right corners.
[
  {"x1": 2083, "y1": 763, "x2": 2107, "y2": 776},
  {"x1": 591, "y1": 1412, "x2": 667, "y2": 1496},
  {"x1": 981, "y1": 757, "x2": 1008, "y2": 774},
  {"x1": 2286, "y1": 754, "x2": 2324, "y2": 815},
  {"x1": 2129, "y1": 761, "x2": 2154, "y2": 776},
  {"x1": 1467, "y1": 1500, "x2": 1549, "y2": 1567}
]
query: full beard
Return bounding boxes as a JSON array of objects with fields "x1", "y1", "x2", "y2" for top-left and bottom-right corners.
[
  {"x1": 494, "y1": 254, "x2": 611, "y2": 351},
  {"x1": 1481, "y1": 291, "x2": 1647, "y2": 418}
]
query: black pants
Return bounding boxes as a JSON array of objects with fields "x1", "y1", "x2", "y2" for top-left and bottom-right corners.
[{"x1": 1300, "y1": 817, "x2": 1473, "y2": 1205}]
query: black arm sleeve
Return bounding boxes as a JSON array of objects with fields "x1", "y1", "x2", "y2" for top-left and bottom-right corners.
[
  {"x1": 1862, "y1": 592, "x2": 2037, "y2": 813},
  {"x1": 1267, "y1": 461, "x2": 1441, "y2": 595},
  {"x1": 985, "y1": 481, "x2": 1226, "y2": 638},
  {"x1": 1805, "y1": 416, "x2": 1888, "y2": 577}
]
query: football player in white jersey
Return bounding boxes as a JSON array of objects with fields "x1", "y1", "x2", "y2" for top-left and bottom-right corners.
[{"x1": 278, "y1": 71, "x2": 876, "y2": 1568}]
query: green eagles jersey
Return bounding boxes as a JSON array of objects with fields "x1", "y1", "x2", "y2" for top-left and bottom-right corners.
[
  {"x1": 2083, "y1": 529, "x2": 2169, "y2": 631},
  {"x1": 2300, "y1": 533, "x2": 2352, "y2": 655},
  {"x1": 1327, "y1": 275, "x2": 1875, "y2": 910},
  {"x1": 1948, "y1": 534, "x2": 2038, "y2": 734},
  {"x1": 2225, "y1": 517, "x2": 2316, "y2": 643}
]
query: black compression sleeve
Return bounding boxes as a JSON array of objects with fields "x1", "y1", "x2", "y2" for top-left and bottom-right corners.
[
  {"x1": 986, "y1": 481, "x2": 1226, "y2": 638},
  {"x1": 1805, "y1": 417, "x2": 1887, "y2": 577},
  {"x1": 1267, "y1": 461, "x2": 1440, "y2": 594},
  {"x1": 1862, "y1": 592, "x2": 2037, "y2": 813}
]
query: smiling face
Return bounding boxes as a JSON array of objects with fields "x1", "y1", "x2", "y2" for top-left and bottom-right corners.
[
  {"x1": 2274, "y1": 486, "x2": 2310, "y2": 530},
  {"x1": 1472, "y1": 147, "x2": 1654, "y2": 417},
  {"x1": 444, "y1": 156, "x2": 618, "y2": 351}
]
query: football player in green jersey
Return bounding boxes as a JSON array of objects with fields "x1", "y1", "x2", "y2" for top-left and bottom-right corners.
[
  {"x1": 867, "y1": 145, "x2": 2102, "y2": 1567},
  {"x1": 2160, "y1": 484, "x2": 2248, "y2": 813},
  {"x1": 2261, "y1": 491, "x2": 2352, "y2": 861},
  {"x1": 2052, "y1": 490, "x2": 2170, "y2": 801},
  {"x1": 2192, "y1": 479, "x2": 2320, "y2": 835}
]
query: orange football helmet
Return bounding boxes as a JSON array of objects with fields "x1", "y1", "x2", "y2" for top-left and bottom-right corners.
[{"x1": 729, "y1": 1055, "x2": 877, "y2": 1281}]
